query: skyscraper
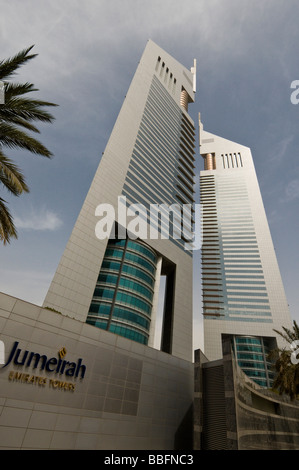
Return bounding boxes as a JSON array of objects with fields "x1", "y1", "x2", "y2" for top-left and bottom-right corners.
[
  {"x1": 199, "y1": 118, "x2": 293, "y2": 387},
  {"x1": 43, "y1": 40, "x2": 197, "y2": 362}
]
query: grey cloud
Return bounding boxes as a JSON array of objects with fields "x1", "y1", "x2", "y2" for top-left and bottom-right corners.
[
  {"x1": 14, "y1": 207, "x2": 63, "y2": 231},
  {"x1": 282, "y1": 179, "x2": 299, "y2": 203}
]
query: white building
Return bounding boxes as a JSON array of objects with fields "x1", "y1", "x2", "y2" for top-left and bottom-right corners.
[
  {"x1": 199, "y1": 118, "x2": 293, "y2": 386},
  {"x1": 43, "y1": 40, "x2": 197, "y2": 362}
]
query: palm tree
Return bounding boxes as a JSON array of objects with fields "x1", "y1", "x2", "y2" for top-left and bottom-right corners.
[
  {"x1": 268, "y1": 321, "x2": 299, "y2": 400},
  {"x1": 0, "y1": 45, "x2": 57, "y2": 244}
]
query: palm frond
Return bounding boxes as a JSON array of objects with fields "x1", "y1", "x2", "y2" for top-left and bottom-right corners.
[
  {"x1": 0, "y1": 114, "x2": 40, "y2": 134},
  {"x1": 0, "y1": 45, "x2": 36, "y2": 81},
  {"x1": 293, "y1": 321, "x2": 299, "y2": 338},
  {"x1": 2, "y1": 81, "x2": 38, "y2": 98},
  {"x1": 0, "y1": 151, "x2": 29, "y2": 196},
  {"x1": 0, "y1": 197, "x2": 17, "y2": 244},
  {"x1": 270, "y1": 321, "x2": 299, "y2": 400},
  {"x1": 0, "y1": 123, "x2": 53, "y2": 157},
  {"x1": 0, "y1": 45, "x2": 57, "y2": 245},
  {"x1": 0, "y1": 96, "x2": 57, "y2": 124},
  {"x1": 273, "y1": 326, "x2": 296, "y2": 344}
]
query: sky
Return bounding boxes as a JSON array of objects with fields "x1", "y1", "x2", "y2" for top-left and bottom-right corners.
[{"x1": 0, "y1": 0, "x2": 299, "y2": 353}]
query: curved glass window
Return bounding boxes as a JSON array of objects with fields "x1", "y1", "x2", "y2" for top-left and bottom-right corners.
[
  {"x1": 125, "y1": 251, "x2": 156, "y2": 275},
  {"x1": 233, "y1": 336, "x2": 275, "y2": 388},
  {"x1": 93, "y1": 287, "x2": 114, "y2": 300},
  {"x1": 245, "y1": 370, "x2": 268, "y2": 379},
  {"x1": 116, "y1": 292, "x2": 151, "y2": 315},
  {"x1": 119, "y1": 277, "x2": 153, "y2": 301},
  {"x1": 237, "y1": 353, "x2": 264, "y2": 361},
  {"x1": 101, "y1": 260, "x2": 121, "y2": 272},
  {"x1": 236, "y1": 345, "x2": 262, "y2": 353},
  {"x1": 109, "y1": 323, "x2": 148, "y2": 345},
  {"x1": 105, "y1": 248, "x2": 123, "y2": 259},
  {"x1": 122, "y1": 264, "x2": 155, "y2": 288},
  {"x1": 238, "y1": 361, "x2": 266, "y2": 370},
  {"x1": 98, "y1": 273, "x2": 118, "y2": 285},
  {"x1": 235, "y1": 337, "x2": 262, "y2": 346},
  {"x1": 86, "y1": 238, "x2": 158, "y2": 345},
  {"x1": 113, "y1": 306, "x2": 150, "y2": 329},
  {"x1": 127, "y1": 240, "x2": 157, "y2": 263},
  {"x1": 89, "y1": 303, "x2": 111, "y2": 315},
  {"x1": 87, "y1": 319, "x2": 108, "y2": 330}
]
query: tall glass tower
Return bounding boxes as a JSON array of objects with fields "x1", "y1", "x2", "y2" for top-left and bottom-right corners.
[
  {"x1": 199, "y1": 118, "x2": 293, "y2": 386},
  {"x1": 43, "y1": 41, "x2": 197, "y2": 361}
]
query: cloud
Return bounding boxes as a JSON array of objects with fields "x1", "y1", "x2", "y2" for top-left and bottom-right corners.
[
  {"x1": 269, "y1": 135, "x2": 294, "y2": 165},
  {"x1": 282, "y1": 179, "x2": 299, "y2": 203},
  {"x1": 14, "y1": 207, "x2": 63, "y2": 231}
]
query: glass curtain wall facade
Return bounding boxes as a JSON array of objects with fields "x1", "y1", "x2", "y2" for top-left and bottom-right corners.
[
  {"x1": 232, "y1": 336, "x2": 275, "y2": 387},
  {"x1": 199, "y1": 121, "x2": 293, "y2": 386},
  {"x1": 87, "y1": 239, "x2": 157, "y2": 345}
]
